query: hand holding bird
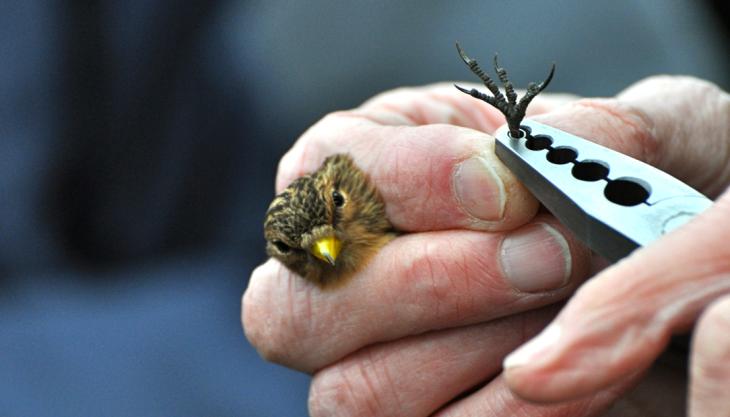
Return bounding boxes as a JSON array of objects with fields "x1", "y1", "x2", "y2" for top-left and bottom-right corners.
[
  {"x1": 246, "y1": 81, "x2": 600, "y2": 414},
  {"x1": 263, "y1": 44, "x2": 556, "y2": 288},
  {"x1": 246, "y1": 55, "x2": 728, "y2": 413}
]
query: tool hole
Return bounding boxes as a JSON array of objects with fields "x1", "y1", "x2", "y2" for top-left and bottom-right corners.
[
  {"x1": 604, "y1": 178, "x2": 650, "y2": 206},
  {"x1": 519, "y1": 125, "x2": 532, "y2": 134},
  {"x1": 546, "y1": 147, "x2": 577, "y2": 164},
  {"x1": 572, "y1": 161, "x2": 609, "y2": 181},
  {"x1": 508, "y1": 129, "x2": 526, "y2": 139},
  {"x1": 525, "y1": 134, "x2": 552, "y2": 150}
]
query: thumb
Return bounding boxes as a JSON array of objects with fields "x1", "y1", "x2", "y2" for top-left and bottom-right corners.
[{"x1": 502, "y1": 186, "x2": 730, "y2": 402}]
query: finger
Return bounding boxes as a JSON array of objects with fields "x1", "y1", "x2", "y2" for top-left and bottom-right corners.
[
  {"x1": 690, "y1": 295, "x2": 730, "y2": 417},
  {"x1": 359, "y1": 83, "x2": 579, "y2": 132},
  {"x1": 244, "y1": 214, "x2": 592, "y2": 373},
  {"x1": 308, "y1": 305, "x2": 560, "y2": 417},
  {"x1": 441, "y1": 346, "x2": 687, "y2": 417},
  {"x1": 277, "y1": 109, "x2": 539, "y2": 232},
  {"x1": 279, "y1": 83, "x2": 577, "y2": 189},
  {"x1": 503, "y1": 189, "x2": 730, "y2": 402},
  {"x1": 275, "y1": 83, "x2": 575, "y2": 233},
  {"x1": 435, "y1": 373, "x2": 643, "y2": 417},
  {"x1": 529, "y1": 75, "x2": 730, "y2": 197}
]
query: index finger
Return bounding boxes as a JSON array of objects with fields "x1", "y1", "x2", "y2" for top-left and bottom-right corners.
[{"x1": 275, "y1": 84, "x2": 570, "y2": 232}]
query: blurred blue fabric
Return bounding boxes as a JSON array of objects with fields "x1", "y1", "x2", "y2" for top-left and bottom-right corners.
[
  {"x1": 0, "y1": 1, "x2": 727, "y2": 416},
  {"x1": 0, "y1": 254, "x2": 308, "y2": 416}
]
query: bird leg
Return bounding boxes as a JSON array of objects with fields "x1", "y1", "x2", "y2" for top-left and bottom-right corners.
[{"x1": 454, "y1": 42, "x2": 555, "y2": 138}]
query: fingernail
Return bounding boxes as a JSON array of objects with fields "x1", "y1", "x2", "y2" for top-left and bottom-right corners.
[
  {"x1": 504, "y1": 324, "x2": 562, "y2": 369},
  {"x1": 453, "y1": 155, "x2": 505, "y2": 221},
  {"x1": 500, "y1": 223, "x2": 572, "y2": 292}
]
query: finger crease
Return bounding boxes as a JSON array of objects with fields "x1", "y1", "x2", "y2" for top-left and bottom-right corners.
[
  {"x1": 355, "y1": 359, "x2": 385, "y2": 415},
  {"x1": 572, "y1": 99, "x2": 659, "y2": 165}
]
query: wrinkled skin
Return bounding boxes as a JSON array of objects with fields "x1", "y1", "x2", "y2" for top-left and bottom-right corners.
[{"x1": 244, "y1": 76, "x2": 730, "y2": 417}]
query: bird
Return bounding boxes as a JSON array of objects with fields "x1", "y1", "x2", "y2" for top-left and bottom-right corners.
[
  {"x1": 264, "y1": 44, "x2": 553, "y2": 286},
  {"x1": 263, "y1": 154, "x2": 395, "y2": 286}
]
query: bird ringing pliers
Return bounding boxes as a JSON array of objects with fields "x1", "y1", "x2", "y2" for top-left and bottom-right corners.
[
  {"x1": 494, "y1": 121, "x2": 713, "y2": 262},
  {"x1": 453, "y1": 43, "x2": 712, "y2": 261}
]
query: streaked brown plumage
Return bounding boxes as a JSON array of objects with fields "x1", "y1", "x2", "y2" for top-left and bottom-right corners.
[{"x1": 264, "y1": 154, "x2": 395, "y2": 286}]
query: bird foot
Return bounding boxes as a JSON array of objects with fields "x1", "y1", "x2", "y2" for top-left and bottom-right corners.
[{"x1": 454, "y1": 42, "x2": 555, "y2": 138}]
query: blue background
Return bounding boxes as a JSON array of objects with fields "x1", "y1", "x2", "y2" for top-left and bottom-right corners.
[{"x1": 0, "y1": 1, "x2": 727, "y2": 416}]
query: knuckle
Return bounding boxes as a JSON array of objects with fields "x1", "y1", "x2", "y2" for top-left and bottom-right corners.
[
  {"x1": 309, "y1": 359, "x2": 393, "y2": 417},
  {"x1": 241, "y1": 265, "x2": 306, "y2": 367},
  {"x1": 275, "y1": 111, "x2": 352, "y2": 190},
  {"x1": 241, "y1": 290, "x2": 286, "y2": 363},
  {"x1": 401, "y1": 237, "x2": 494, "y2": 321},
  {"x1": 633, "y1": 75, "x2": 724, "y2": 98},
  {"x1": 403, "y1": 241, "x2": 453, "y2": 306},
  {"x1": 568, "y1": 97, "x2": 660, "y2": 164},
  {"x1": 243, "y1": 309, "x2": 303, "y2": 368},
  {"x1": 276, "y1": 149, "x2": 301, "y2": 189}
]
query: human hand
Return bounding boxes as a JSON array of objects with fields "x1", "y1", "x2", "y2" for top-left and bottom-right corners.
[
  {"x1": 501, "y1": 76, "x2": 730, "y2": 417},
  {"x1": 243, "y1": 75, "x2": 729, "y2": 416}
]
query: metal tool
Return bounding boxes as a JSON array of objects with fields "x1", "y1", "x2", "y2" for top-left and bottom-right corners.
[{"x1": 495, "y1": 120, "x2": 713, "y2": 262}]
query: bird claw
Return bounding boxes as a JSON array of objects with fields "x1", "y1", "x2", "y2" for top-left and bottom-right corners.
[{"x1": 454, "y1": 42, "x2": 555, "y2": 138}]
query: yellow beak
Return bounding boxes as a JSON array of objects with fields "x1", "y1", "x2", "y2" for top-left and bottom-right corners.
[{"x1": 311, "y1": 235, "x2": 342, "y2": 266}]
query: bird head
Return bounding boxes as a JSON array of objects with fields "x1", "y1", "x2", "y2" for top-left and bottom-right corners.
[{"x1": 264, "y1": 154, "x2": 393, "y2": 285}]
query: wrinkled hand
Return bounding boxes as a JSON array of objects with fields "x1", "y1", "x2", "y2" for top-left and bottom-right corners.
[
  {"x1": 502, "y1": 78, "x2": 730, "y2": 417},
  {"x1": 243, "y1": 76, "x2": 730, "y2": 416}
]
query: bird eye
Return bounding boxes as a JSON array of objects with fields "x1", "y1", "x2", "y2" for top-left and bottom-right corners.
[
  {"x1": 332, "y1": 190, "x2": 345, "y2": 207},
  {"x1": 273, "y1": 240, "x2": 291, "y2": 253}
]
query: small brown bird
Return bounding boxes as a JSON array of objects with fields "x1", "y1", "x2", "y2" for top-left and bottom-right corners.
[{"x1": 264, "y1": 154, "x2": 395, "y2": 286}]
